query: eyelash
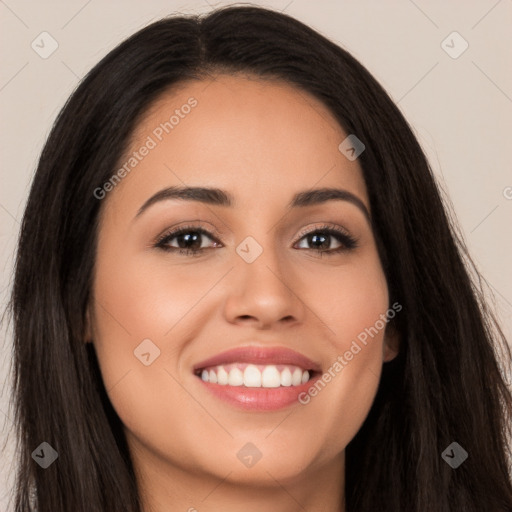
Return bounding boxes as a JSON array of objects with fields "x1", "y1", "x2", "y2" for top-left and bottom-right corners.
[{"x1": 154, "y1": 223, "x2": 358, "y2": 257}]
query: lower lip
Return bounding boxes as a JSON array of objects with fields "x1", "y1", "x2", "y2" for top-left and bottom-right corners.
[{"x1": 195, "y1": 374, "x2": 320, "y2": 411}]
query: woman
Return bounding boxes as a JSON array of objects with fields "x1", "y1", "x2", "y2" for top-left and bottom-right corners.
[{"x1": 8, "y1": 5, "x2": 512, "y2": 511}]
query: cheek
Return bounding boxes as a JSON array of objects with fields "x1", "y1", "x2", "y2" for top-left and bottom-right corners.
[
  {"x1": 291, "y1": 251, "x2": 389, "y2": 450},
  {"x1": 91, "y1": 243, "x2": 220, "y2": 367},
  {"x1": 94, "y1": 251, "x2": 210, "y2": 335},
  {"x1": 89, "y1": 250, "x2": 217, "y2": 470},
  {"x1": 89, "y1": 242, "x2": 230, "y2": 444},
  {"x1": 298, "y1": 248, "x2": 389, "y2": 351}
]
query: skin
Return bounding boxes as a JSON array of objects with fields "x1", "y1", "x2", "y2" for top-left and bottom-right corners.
[{"x1": 87, "y1": 74, "x2": 399, "y2": 512}]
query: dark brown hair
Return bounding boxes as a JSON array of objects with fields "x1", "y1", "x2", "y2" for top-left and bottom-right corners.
[{"x1": 8, "y1": 5, "x2": 512, "y2": 511}]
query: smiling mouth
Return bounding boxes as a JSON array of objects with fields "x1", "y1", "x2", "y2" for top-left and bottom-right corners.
[{"x1": 194, "y1": 362, "x2": 316, "y2": 388}]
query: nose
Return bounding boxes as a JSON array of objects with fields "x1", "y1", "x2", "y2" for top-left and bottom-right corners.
[{"x1": 222, "y1": 242, "x2": 306, "y2": 330}]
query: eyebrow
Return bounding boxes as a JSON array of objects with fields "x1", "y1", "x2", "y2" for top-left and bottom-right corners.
[{"x1": 134, "y1": 185, "x2": 371, "y2": 221}]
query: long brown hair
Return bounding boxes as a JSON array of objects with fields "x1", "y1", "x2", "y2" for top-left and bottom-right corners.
[{"x1": 8, "y1": 5, "x2": 512, "y2": 511}]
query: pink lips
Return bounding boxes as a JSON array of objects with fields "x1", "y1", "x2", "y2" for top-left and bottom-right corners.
[
  {"x1": 193, "y1": 346, "x2": 322, "y2": 373},
  {"x1": 193, "y1": 346, "x2": 322, "y2": 411}
]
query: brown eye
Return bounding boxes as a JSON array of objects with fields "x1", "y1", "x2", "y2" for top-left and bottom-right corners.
[
  {"x1": 294, "y1": 226, "x2": 358, "y2": 254},
  {"x1": 155, "y1": 227, "x2": 221, "y2": 255}
]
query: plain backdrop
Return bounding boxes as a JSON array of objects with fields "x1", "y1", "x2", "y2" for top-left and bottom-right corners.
[{"x1": 1, "y1": 1, "x2": 511, "y2": 509}]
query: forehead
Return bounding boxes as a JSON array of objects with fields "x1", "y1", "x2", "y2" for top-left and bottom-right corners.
[{"x1": 105, "y1": 73, "x2": 369, "y2": 217}]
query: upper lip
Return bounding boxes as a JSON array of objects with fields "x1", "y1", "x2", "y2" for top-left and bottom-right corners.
[{"x1": 193, "y1": 346, "x2": 322, "y2": 373}]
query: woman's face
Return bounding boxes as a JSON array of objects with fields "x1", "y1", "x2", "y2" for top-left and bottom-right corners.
[{"x1": 88, "y1": 74, "x2": 398, "y2": 498}]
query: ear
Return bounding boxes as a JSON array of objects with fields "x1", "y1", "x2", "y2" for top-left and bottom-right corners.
[{"x1": 383, "y1": 323, "x2": 400, "y2": 362}]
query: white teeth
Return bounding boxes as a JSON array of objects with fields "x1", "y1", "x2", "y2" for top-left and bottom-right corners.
[
  {"x1": 280, "y1": 367, "x2": 292, "y2": 387},
  {"x1": 228, "y1": 367, "x2": 244, "y2": 386},
  {"x1": 262, "y1": 365, "x2": 281, "y2": 387},
  {"x1": 292, "y1": 368, "x2": 303, "y2": 386},
  {"x1": 217, "y1": 366, "x2": 229, "y2": 385},
  {"x1": 199, "y1": 363, "x2": 312, "y2": 387},
  {"x1": 243, "y1": 364, "x2": 262, "y2": 387}
]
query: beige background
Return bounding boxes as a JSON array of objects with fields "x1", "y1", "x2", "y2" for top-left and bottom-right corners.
[{"x1": 1, "y1": 0, "x2": 511, "y2": 509}]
